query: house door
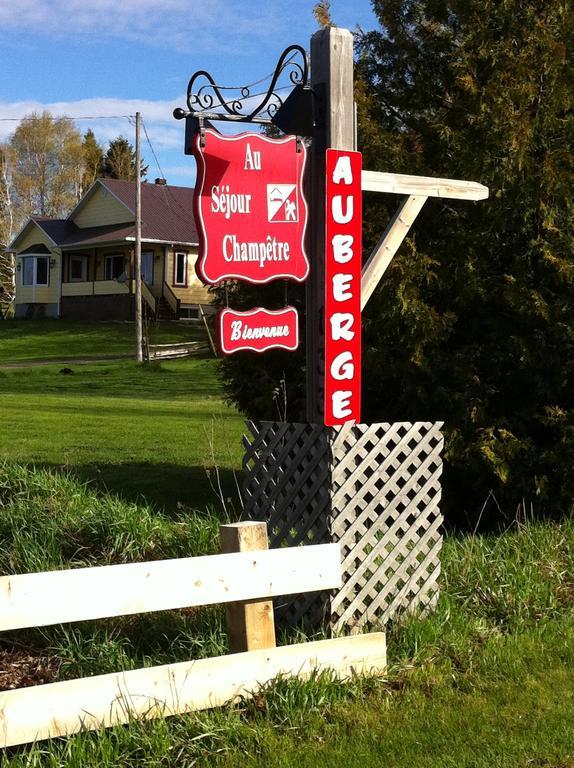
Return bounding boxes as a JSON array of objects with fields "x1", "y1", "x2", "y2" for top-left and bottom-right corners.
[{"x1": 142, "y1": 251, "x2": 154, "y2": 284}]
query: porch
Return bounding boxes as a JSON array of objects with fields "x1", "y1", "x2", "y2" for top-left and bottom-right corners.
[{"x1": 60, "y1": 246, "x2": 181, "y2": 321}]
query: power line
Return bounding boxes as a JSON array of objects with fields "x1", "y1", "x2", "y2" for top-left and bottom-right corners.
[
  {"x1": 0, "y1": 114, "x2": 134, "y2": 122},
  {"x1": 140, "y1": 117, "x2": 193, "y2": 223}
]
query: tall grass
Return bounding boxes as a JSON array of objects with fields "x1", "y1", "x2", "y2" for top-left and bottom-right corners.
[
  {"x1": 0, "y1": 462, "x2": 223, "y2": 573},
  {"x1": 0, "y1": 463, "x2": 230, "y2": 678}
]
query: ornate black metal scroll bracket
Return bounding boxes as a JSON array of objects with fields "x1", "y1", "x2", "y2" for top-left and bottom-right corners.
[{"x1": 173, "y1": 44, "x2": 313, "y2": 141}]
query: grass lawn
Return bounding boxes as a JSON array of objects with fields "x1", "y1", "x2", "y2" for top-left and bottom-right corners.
[
  {"x1": 0, "y1": 319, "x2": 207, "y2": 364},
  {"x1": 0, "y1": 465, "x2": 573, "y2": 767},
  {"x1": 0, "y1": 323, "x2": 572, "y2": 766},
  {"x1": 0, "y1": 357, "x2": 244, "y2": 513}
]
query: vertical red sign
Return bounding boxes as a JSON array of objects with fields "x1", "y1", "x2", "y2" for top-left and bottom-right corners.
[{"x1": 324, "y1": 149, "x2": 362, "y2": 426}]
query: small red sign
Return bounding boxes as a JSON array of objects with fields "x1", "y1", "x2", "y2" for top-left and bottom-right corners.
[
  {"x1": 193, "y1": 130, "x2": 309, "y2": 285},
  {"x1": 324, "y1": 149, "x2": 362, "y2": 426},
  {"x1": 219, "y1": 307, "x2": 299, "y2": 355}
]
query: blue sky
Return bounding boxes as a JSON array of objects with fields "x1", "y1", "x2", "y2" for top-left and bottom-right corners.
[{"x1": 0, "y1": 0, "x2": 378, "y2": 188}]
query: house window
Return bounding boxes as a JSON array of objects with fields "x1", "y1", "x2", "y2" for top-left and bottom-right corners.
[
  {"x1": 69, "y1": 255, "x2": 88, "y2": 282},
  {"x1": 174, "y1": 252, "x2": 187, "y2": 286},
  {"x1": 104, "y1": 254, "x2": 125, "y2": 280},
  {"x1": 36, "y1": 257, "x2": 49, "y2": 286},
  {"x1": 22, "y1": 258, "x2": 34, "y2": 286},
  {"x1": 22, "y1": 256, "x2": 49, "y2": 286},
  {"x1": 142, "y1": 251, "x2": 154, "y2": 284},
  {"x1": 179, "y1": 305, "x2": 200, "y2": 320}
]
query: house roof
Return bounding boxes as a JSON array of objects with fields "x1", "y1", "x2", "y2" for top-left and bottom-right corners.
[
  {"x1": 95, "y1": 178, "x2": 198, "y2": 244},
  {"x1": 10, "y1": 179, "x2": 198, "y2": 251},
  {"x1": 32, "y1": 218, "x2": 75, "y2": 245}
]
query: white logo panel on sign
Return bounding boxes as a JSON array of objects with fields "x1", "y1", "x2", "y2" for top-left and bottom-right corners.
[{"x1": 267, "y1": 184, "x2": 298, "y2": 223}]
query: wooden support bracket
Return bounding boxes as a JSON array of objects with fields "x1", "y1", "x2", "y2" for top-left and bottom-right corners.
[
  {"x1": 361, "y1": 195, "x2": 428, "y2": 310},
  {"x1": 360, "y1": 172, "x2": 489, "y2": 308},
  {"x1": 361, "y1": 170, "x2": 489, "y2": 201}
]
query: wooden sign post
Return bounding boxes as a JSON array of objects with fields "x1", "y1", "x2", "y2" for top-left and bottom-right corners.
[{"x1": 306, "y1": 28, "x2": 355, "y2": 424}]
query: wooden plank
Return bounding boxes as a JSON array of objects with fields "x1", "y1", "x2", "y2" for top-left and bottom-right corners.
[
  {"x1": 362, "y1": 170, "x2": 489, "y2": 201},
  {"x1": 93, "y1": 280, "x2": 130, "y2": 296},
  {"x1": 149, "y1": 348, "x2": 208, "y2": 360},
  {"x1": 0, "y1": 545, "x2": 342, "y2": 632},
  {"x1": 0, "y1": 634, "x2": 387, "y2": 747},
  {"x1": 148, "y1": 342, "x2": 203, "y2": 349},
  {"x1": 361, "y1": 195, "x2": 427, "y2": 310},
  {"x1": 147, "y1": 341, "x2": 207, "y2": 360},
  {"x1": 198, "y1": 303, "x2": 218, "y2": 357},
  {"x1": 220, "y1": 522, "x2": 276, "y2": 653}
]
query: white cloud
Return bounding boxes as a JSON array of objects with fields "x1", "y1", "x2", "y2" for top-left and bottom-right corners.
[
  {"x1": 0, "y1": 95, "x2": 182, "y2": 138},
  {"x1": 161, "y1": 164, "x2": 196, "y2": 180},
  {"x1": 0, "y1": 93, "x2": 203, "y2": 186},
  {"x1": 0, "y1": 0, "x2": 290, "y2": 53}
]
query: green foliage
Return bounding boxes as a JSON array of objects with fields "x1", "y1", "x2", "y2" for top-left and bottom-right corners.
[
  {"x1": 81, "y1": 129, "x2": 104, "y2": 193},
  {"x1": 354, "y1": 0, "x2": 574, "y2": 524},
  {"x1": 99, "y1": 135, "x2": 148, "y2": 180},
  {"x1": 0, "y1": 319, "x2": 206, "y2": 363},
  {"x1": 219, "y1": 3, "x2": 573, "y2": 525},
  {"x1": 0, "y1": 347, "x2": 244, "y2": 514},
  {"x1": 214, "y1": 281, "x2": 307, "y2": 422}
]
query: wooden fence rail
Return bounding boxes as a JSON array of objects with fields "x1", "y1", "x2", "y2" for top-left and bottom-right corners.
[
  {"x1": 0, "y1": 545, "x2": 339, "y2": 631},
  {"x1": 0, "y1": 523, "x2": 386, "y2": 748},
  {"x1": 147, "y1": 341, "x2": 208, "y2": 360}
]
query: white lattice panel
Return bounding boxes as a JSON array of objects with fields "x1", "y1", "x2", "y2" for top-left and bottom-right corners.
[{"x1": 243, "y1": 421, "x2": 444, "y2": 632}]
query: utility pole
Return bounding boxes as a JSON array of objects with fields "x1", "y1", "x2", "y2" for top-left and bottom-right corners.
[{"x1": 135, "y1": 111, "x2": 143, "y2": 363}]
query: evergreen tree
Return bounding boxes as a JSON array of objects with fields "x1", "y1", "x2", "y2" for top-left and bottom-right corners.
[
  {"x1": 354, "y1": 0, "x2": 574, "y2": 524},
  {"x1": 100, "y1": 136, "x2": 147, "y2": 180},
  {"x1": 220, "y1": 1, "x2": 573, "y2": 525},
  {"x1": 81, "y1": 129, "x2": 104, "y2": 193}
]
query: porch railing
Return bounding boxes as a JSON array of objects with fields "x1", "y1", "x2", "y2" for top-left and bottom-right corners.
[
  {"x1": 162, "y1": 282, "x2": 181, "y2": 318},
  {"x1": 141, "y1": 281, "x2": 158, "y2": 316},
  {"x1": 61, "y1": 280, "x2": 130, "y2": 297}
]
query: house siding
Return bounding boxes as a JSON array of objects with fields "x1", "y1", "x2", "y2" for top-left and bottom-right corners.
[
  {"x1": 166, "y1": 247, "x2": 211, "y2": 305},
  {"x1": 93, "y1": 246, "x2": 131, "y2": 281},
  {"x1": 14, "y1": 223, "x2": 61, "y2": 311},
  {"x1": 72, "y1": 186, "x2": 133, "y2": 229},
  {"x1": 16, "y1": 225, "x2": 56, "y2": 253}
]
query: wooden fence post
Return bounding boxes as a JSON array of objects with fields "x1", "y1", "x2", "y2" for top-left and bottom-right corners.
[{"x1": 219, "y1": 521, "x2": 276, "y2": 652}]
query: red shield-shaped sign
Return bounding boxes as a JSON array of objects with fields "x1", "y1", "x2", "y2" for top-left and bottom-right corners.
[
  {"x1": 219, "y1": 307, "x2": 299, "y2": 355},
  {"x1": 193, "y1": 130, "x2": 309, "y2": 284}
]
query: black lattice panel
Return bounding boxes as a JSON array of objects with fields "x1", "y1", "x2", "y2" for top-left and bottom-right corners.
[{"x1": 242, "y1": 421, "x2": 444, "y2": 632}]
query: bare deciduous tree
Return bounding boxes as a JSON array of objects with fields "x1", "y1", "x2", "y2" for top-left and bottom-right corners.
[
  {"x1": 0, "y1": 145, "x2": 16, "y2": 317},
  {"x1": 10, "y1": 111, "x2": 84, "y2": 219}
]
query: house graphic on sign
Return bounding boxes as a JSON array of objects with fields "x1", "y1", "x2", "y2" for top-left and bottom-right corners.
[{"x1": 267, "y1": 184, "x2": 298, "y2": 223}]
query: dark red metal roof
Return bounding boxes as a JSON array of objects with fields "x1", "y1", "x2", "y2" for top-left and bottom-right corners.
[
  {"x1": 30, "y1": 179, "x2": 198, "y2": 248},
  {"x1": 98, "y1": 179, "x2": 198, "y2": 244}
]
